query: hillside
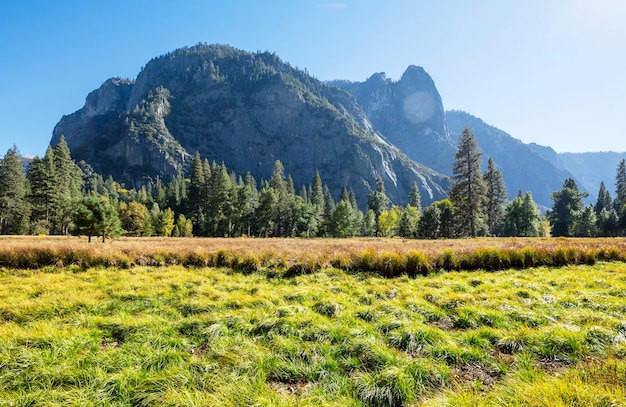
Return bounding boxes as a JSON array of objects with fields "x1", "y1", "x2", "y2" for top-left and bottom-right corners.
[{"x1": 52, "y1": 44, "x2": 449, "y2": 207}]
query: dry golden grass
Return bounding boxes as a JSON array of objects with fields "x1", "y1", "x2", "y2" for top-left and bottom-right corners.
[{"x1": 1, "y1": 236, "x2": 626, "y2": 274}]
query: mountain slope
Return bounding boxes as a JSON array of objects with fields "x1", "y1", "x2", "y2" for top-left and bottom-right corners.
[{"x1": 52, "y1": 44, "x2": 449, "y2": 207}]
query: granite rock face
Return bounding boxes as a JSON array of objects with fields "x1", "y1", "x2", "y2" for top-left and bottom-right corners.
[
  {"x1": 52, "y1": 44, "x2": 449, "y2": 207},
  {"x1": 332, "y1": 67, "x2": 455, "y2": 175}
]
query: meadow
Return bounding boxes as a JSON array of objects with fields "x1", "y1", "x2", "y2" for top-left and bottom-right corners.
[{"x1": 0, "y1": 237, "x2": 625, "y2": 406}]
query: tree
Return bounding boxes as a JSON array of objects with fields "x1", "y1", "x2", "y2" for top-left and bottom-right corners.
[
  {"x1": 27, "y1": 147, "x2": 57, "y2": 233},
  {"x1": 52, "y1": 136, "x2": 83, "y2": 235},
  {"x1": 549, "y1": 178, "x2": 588, "y2": 237},
  {"x1": 117, "y1": 201, "x2": 150, "y2": 236},
  {"x1": 398, "y1": 205, "x2": 420, "y2": 238},
  {"x1": 71, "y1": 195, "x2": 121, "y2": 242},
  {"x1": 418, "y1": 204, "x2": 441, "y2": 239},
  {"x1": 449, "y1": 126, "x2": 487, "y2": 237},
  {"x1": 435, "y1": 199, "x2": 456, "y2": 238},
  {"x1": 615, "y1": 159, "x2": 626, "y2": 212},
  {"x1": 483, "y1": 157, "x2": 507, "y2": 235},
  {"x1": 594, "y1": 181, "x2": 613, "y2": 215},
  {"x1": 187, "y1": 152, "x2": 206, "y2": 235},
  {"x1": 329, "y1": 200, "x2": 359, "y2": 237},
  {"x1": 378, "y1": 206, "x2": 401, "y2": 237},
  {"x1": 408, "y1": 181, "x2": 421, "y2": 212},
  {"x1": 570, "y1": 205, "x2": 597, "y2": 237},
  {"x1": 0, "y1": 146, "x2": 30, "y2": 234},
  {"x1": 161, "y1": 208, "x2": 176, "y2": 236},
  {"x1": 368, "y1": 176, "x2": 390, "y2": 235},
  {"x1": 503, "y1": 192, "x2": 540, "y2": 237}
]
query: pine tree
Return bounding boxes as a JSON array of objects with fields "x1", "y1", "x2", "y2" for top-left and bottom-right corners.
[
  {"x1": 51, "y1": 136, "x2": 83, "y2": 234},
  {"x1": 187, "y1": 152, "x2": 206, "y2": 234},
  {"x1": 207, "y1": 164, "x2": 233, "y2": 236},
  {"x1": 27, "y1": 147, "x2": 57, "y2": 233},
  {"x1": 483, "y1": 157, "x2": 507, "y2": 235},
  {"x1": 367, "y1": 176, "x2": 390, "y2": 235},
  {"x1": 0, "y1": 146, "x2": 30, "y2": 234},
  {"x1": 594, "y1": 181, "x2": 613, "y2": 215},
  {"x1": 615, "y1": 159, "x2": 626, "y2": 212},
  {"x1": 398, "y1": 205, "x2": 420, "y2": 238},
  {"x1": 449, "y1": 126, "x2": 487, "y2": 237},
  {"x1": 408, "y1": 181, "x2": 421, "y2": 211}
]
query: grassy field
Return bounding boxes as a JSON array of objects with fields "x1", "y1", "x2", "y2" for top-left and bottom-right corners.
[{"x1": 1, "y1": 238, "x2": 626, "y2": 406}]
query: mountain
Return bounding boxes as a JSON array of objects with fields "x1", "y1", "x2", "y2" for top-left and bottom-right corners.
[
  {"x1": 445, "y1": 111, "x2": 580, "y2": 209},
  {"x1": 331, "y1": 67, "x2": 455, "y2": 175},
  {"x1": 52, "y1": 44, "x2": 450, "y2": 207}
]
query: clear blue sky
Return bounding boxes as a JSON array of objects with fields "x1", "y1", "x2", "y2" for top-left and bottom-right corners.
[{"x1": 1, "y1": 0, "x2": 625, "y2": 157}]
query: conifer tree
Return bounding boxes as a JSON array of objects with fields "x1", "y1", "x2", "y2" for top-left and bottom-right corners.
[
  {"x1": 483, "y1": 157, "x2": 508, "y2": 235},
  {"x1": 51, "y1": 136, "x2": 83, "y2": 234},
  {"x1": 187, "y1": 152, "x2": 206, "y2": 234},
  {"x1": 615, "y1": 159, "x2": 626, "y2": 212},
  {"x1": 594, "y1": 181, "x2": 613, "y2": 215},
  {"x1": 368, "y1": 176, "x2": 390, "y2": 235},
  {"x1": 408, "y1": 181, "x2": 421, "y2": 211},
  {"x1": 27, "y1": 147, "x2": 57, "y2": 233},
  {"x1": 0, "y1": 146, "x2": 30, "y2": 234},
  {"x1": 449, "y1": 126, "x2": 486, "y2": 237}
]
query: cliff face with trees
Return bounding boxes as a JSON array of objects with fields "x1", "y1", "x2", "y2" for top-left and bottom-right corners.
[{"x1": 52, "y1": 44, "x2": 450, "y2": 209}]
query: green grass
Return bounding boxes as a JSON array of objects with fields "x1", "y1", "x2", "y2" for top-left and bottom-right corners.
[{"x1": 0, "y1": 262, "x2": 625, "y2": 405}]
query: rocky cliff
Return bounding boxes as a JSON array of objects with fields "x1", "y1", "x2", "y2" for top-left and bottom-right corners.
[
  {"x1": 332, "y1": 67, "x2": 455, "y2": 175},
  {"x1": 52, "y1": 44, "x2": 450, "y2": 207}
]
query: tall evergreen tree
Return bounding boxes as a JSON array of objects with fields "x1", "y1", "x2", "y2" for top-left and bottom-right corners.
[
  {"x1": 207, "y1": 164, "x2": 233, "y2": 236},
  {"x1": 0, "y1": 146, "x2": 30, "y2": 234},
  {"x1": 187, "y1": 152, "x2": 206, "y2": 234},
  {"x1": 615, "y1": 159, "x2": 626, "y2": 212},
  {"x1": 483, "y1": 157, "x2": 507, "y2": 235},
  {"x1": 27, "y1": 147, "x2": 57, "y2": 233},
  {"x1": 51, "y1": 136, "x2": 83, "y2": 234},
  {"x1": 449, "y1": 126, "x2": 487, "y2": 237},
  {"x1": 594, "y1": 181, "x2": 613, "y2": 215}
]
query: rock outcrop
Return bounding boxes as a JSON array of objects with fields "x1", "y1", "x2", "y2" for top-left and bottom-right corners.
[{"x1": 332, "y1": 67, "x2": 455, "y2": 175}]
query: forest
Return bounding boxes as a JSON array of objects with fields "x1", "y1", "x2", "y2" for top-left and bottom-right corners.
[{"x1": 1, "y1": 127, "x2": 625, "y2": 242}]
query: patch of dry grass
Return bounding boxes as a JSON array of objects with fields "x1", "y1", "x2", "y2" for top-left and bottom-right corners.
[{"x1": 1, "y1": 236, "x2": 626, "y2": 276}]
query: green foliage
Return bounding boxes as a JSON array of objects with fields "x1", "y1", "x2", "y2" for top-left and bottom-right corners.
[
  {"x1": 503, "y1": 192, "x2": 541, "y2": 237},
  {"x1": 0, "y1": 146, "x2": 30, "y2": 234},
  {"x1": 71, "y1": 195, "x2": 122, "y2": 242},
  {"x1": 549, "y1": 178, "x2": 588, "y2": 237}
]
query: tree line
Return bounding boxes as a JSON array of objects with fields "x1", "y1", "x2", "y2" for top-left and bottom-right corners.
[{"x1": 1, "y1": 129, "x2": 626, "y2": 241}]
